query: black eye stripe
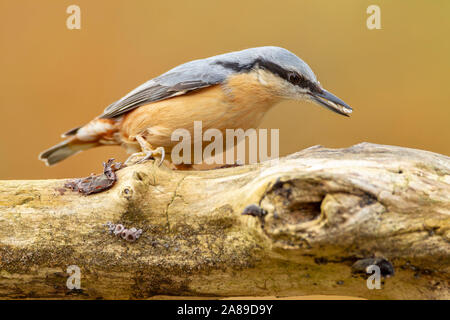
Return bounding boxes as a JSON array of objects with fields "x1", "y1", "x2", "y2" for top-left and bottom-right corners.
[
  {"x1": 287, "y1": 71, "x2": 316, "y2": 89},
  {"x1": 288, "y1": 72, "x2": 301, "y2": 84},
  {"x1": 215, "y1": 58, "x2": 321, "y2": 92}
]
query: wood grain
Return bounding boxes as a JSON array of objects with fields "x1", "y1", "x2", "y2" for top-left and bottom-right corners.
[{"x1": 0, "y1": 143, "x2": 449, "y2": 299}]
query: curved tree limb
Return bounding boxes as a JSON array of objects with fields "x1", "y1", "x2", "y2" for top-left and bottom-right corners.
[{"x1": 0, "y1": 143, "x2": 449, "y2": 299}]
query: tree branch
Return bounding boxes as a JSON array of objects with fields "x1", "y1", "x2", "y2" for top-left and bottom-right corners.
[{"x1": 0, "y1": 143, "x2": 449, "y2": 299}]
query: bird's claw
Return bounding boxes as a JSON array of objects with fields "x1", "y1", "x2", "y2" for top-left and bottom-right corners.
[
  {"x1": 125, "y1": 147, "x2": 165, "y2": 166},
  {"x1": 136, "y1": 151, "x2": 154, "y2": 164},
  {"x1": 155, "y1": 147, "x2": 165, "y2": 166}
]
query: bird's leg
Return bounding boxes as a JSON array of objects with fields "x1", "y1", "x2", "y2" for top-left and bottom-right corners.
[
  {"x1": 135, "y1": 135, "x2": 165, "y2": 166},
  {"x1": 124, "y1": 135, "x2": 165, "y2": 166}
]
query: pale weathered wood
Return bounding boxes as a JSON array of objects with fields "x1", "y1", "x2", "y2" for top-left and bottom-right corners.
[{"x1": 0, "y1": 143, "x2": 449, "y2": 299}]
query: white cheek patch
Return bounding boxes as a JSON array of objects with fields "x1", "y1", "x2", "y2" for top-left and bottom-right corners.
[
  {"x1": 77, "y1": 120, "x2": 115, "y2": 141},
  {"x1": 255, "y1": 68, "x2": 306, "y2": 98},
  {"x1": 255, "y1": 69, "x2": 268, "y2": 85},
  {"x1": 256, "y1": 69, "x2": 291, "y2": 95}
]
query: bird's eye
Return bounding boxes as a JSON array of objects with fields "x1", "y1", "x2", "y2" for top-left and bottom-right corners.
[{"x1": 288, "y1": 72, "x2": 301, "y2": 85}]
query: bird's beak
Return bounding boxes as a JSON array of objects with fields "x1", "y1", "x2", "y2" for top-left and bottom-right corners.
[{"x1": 309, "y1": 89, "x2": 352, "y2": 117}]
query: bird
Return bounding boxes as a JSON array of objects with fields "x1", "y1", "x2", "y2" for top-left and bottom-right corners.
[{"x1": 39, "y1": 46, "x2": 352, "y2": 169}]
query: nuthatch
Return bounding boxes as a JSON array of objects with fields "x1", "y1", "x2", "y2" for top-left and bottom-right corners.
[{"x1": 39, "y1": 46, "x2": 352, "y2": 168}]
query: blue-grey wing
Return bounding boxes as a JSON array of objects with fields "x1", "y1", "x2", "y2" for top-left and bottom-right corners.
[{"x1": 99, "y1": 58, "x2": 233, "y2": 119}]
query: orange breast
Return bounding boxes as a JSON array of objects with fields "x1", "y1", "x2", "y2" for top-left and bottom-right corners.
[{"x1": 119, "y1": 71, "x2": 282, "y2": 150}]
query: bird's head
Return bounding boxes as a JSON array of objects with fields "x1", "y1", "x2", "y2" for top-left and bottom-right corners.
[{"x1": 225, "y1": 47, "x2": 353, "y2": 116}]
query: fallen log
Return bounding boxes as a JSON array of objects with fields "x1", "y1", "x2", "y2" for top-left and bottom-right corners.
[{"x1": 0, "y1": 143, "x2": 449, "y2": 299}]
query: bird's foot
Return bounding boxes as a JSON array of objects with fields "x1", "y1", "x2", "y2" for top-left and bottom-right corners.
[
  {"x1": 138, "y1": 146, "x2": 165, "y2": 166},
  {"x1": 124, "y1": 147, "x2": 165, "y2": 166},
  {"x1": 124, "y1": 152, "x2": 146, "y2": 166}
]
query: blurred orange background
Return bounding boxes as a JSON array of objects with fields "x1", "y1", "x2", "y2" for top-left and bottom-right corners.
[{"x1": 0, "y1": 0, "x2": 449, "y2": 179}]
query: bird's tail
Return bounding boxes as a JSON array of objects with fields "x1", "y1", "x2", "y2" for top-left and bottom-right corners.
[{"x1": 39, "y1": 138, "x2": 99, "y2": 166}]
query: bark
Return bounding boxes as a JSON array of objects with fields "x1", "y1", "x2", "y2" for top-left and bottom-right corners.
[{"x1": 0, "y1": 143, "x2": 449, "y2": 300}]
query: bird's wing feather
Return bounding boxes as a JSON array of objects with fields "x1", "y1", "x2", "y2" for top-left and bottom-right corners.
[
  {"x1": 97, "y1": 46, "x2": 311, "y2": 119},
  {"x1": 99, "y1": 58, "x2": 235, "y2": 119}
]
